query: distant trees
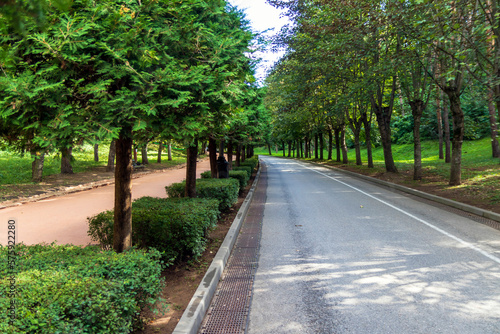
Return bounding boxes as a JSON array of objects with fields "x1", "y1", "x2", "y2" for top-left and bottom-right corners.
[{"x1": 265, "y1": 0, "x2": 500, "y2": 186}]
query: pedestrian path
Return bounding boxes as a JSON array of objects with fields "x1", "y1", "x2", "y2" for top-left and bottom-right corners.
[{"x1": 0, "y1": 160, "x2": 210, "y2": 246}]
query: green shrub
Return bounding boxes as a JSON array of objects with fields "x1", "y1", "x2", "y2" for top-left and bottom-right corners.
[
  {"x1": 0, "y1": 244, "x2": 164, "y2": 333},
  {"x1": 88, "y1": 197, "x2": 220, "y2": 262},
  {"x1": 200, "y1": 170, "x2": 212, "y2": 179},
  {"x1": 232, "y1": 166, "x2": 252, "y2": 177},
  {"x1": 166, "y1": 178, "x2": 239, "y2": 211},
  {"x1": 229, "y1": 170, "x2": 249, "y2": 191},
  {"x1": 240, "y1": 158, "x2": 258, "y2": 171}
]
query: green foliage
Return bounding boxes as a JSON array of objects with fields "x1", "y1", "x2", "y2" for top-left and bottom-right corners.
[
  {"x1": 228, "y1": 170, "x2": 249, "y2": 191},
  {"x1": 200, "y1": 171, "x2": 212, "y2": 179},
  {"x1": 166, "y1": 178, "x2": 239, "y2": 211},
  {"x1": 232, "y1": 166, "x2": 252, "y2": 177},
  {"x1": 0, "y1": 244, "x2": 164, "y2": 333},
  {"x1": 240, "y1": 157, "x2": 258, "y2": 171},
  {"x1": 87, "y1": 197, "x2": 220, "y2": 262}
]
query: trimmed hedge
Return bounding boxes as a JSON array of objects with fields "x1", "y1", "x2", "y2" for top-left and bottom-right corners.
[
  {"x1": 88, "y1": 197, "x2": 220, "y2": 262},
  {"x1": 228, "y1": 170, "x2": 249, "y2": 191},
  {"x1": 232, "y1": 166, "x2": 252, "y2": 177},
  {"x1": 0, "y1": 244, "x2": 164, "y2": 333},
  {"x1": 240, "y1": 158, "x2": 258, "y2": 171},
  {"x1": 166, "y1": 178, "x2": 239, "y2": 211},
  {"x1": 200, "y1": 171, "x2": 212, "y2": 179}
]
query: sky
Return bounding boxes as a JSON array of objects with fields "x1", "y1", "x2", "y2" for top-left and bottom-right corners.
[{"x1": 227, "y1": 0, "x2": 290, "y2": 83}]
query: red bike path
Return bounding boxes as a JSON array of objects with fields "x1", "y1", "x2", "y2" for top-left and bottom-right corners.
[{"x1": 0, "y1": 159, "x2": 211, "y2": 246}]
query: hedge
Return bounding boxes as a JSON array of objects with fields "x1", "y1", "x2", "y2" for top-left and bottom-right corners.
[
  {"x1": 0, "y1": 244, "x2": 164, "y2": 333},
  {"x1": 166, "y1": 178, "x2": 239, "y2": 211},
  {"x1": 240, "y1": 158, "x2": 258, "y2": 171},
  {"x1": 228, "y1": 170, "x2": 249, "y2": 191},
  {"x1": 200, "y1": 171, "x2": 212, "y2": 179},
  {"x1": 88, "y1": 197, "x2": 220, "y2": 262},
  {"x1": 232, "y1": 166, "x2": 252, "y2": 177}
]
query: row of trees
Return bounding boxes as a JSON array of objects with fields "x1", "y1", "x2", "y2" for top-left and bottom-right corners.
[
  {"x1": 264, "y1": 0, "x2": 500, "y2": 184},
  {"x1": 0, "y1": 0, "x2": 271, "y2": 252}
]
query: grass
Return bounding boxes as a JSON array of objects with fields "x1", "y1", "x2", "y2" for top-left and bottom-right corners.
[
  {"x1": 255, "y1": 138, "x2": 500, "y2": 208},
  {"x1": 0, "y1": 142, "x2": 187, "y2": 186}
]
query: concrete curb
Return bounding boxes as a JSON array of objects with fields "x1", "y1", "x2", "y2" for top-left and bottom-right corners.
[
  {"x1": 172, "y1": 164, "x2": 262, "y2": 334},
  {"x1": 307, "y1": 160, "x2": 500, "y2": 223}
]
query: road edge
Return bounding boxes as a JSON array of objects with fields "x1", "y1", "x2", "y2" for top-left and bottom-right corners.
[
  {"x1": 172, "y1": 163, "x2": 262, "y2": 334},
  {"x1": 305, "y1": 159, "x2": 500, "y2": 223}
]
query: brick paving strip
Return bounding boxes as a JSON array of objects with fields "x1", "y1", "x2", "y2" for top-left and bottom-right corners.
[{"x1": 198, "y1": 162, "x2": 267, "y2": 334}]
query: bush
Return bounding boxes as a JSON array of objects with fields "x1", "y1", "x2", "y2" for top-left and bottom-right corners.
[
  {"x1": 0, "y1": 244, "x2": 164, "y2": 333},
  {"x1": 200, "y1": 171, "x2": 212, "y2": 179},
  {"x1": 229, "y1": 170, "x2": 249, "y2": 191},
  {"x1": 166, "y1": 178, "x2": 239, "y2": 211},
  {"x1": 88, "y1": 197, "x2": 220, "y2": 262},
  {"x1": 232, "y1": 166, "x2": 252, "y2": 177},
  {"x1": 240, "y1": 158, "x2": 258, "y2": 171}
]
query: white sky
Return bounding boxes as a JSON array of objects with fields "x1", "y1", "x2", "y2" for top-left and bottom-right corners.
[{"x1": 228, "y1": 0, "x2": 289, "y2": 83}]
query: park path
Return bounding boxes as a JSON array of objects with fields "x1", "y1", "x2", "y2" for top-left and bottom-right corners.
[{"x1": 0, "y1": 159, "x2": 210, "y2": 246}]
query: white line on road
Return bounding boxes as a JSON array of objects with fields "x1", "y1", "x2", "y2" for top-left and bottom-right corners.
[{"x1": 300, "y1": 163, "x2": 500, "y2": 265}]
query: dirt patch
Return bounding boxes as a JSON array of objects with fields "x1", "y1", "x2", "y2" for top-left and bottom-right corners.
[
  {"x1": 135, "y1": 174, "x2": 255, "y2": 334},
  {"x1": 323, "y1": 162, "x2": 500, "y2": 215}
]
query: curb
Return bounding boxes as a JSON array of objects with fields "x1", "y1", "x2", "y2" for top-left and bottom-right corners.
[
  {"x1": 307, "y1": 160, "x2": 500, "y2": 223},
  {"x1": 172, "y1": 164, "x2": 262, "y2": 334}
]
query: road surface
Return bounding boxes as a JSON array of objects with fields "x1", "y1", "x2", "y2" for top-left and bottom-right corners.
[
  {"x1": 247, "y1": 156, "x2": 500, "y2": 334},
  {"x1": 0, "y1": 160, "x2": 210, "y2": 246}
]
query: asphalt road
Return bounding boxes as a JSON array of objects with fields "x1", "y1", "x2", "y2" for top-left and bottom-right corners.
[{"x1": 247, "y1": 156, "x2": 500, "y2": 334}]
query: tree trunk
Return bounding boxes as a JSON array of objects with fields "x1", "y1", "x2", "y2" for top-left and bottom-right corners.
[
  {"x1": 487, "y1": 91, "x2": 500, "y2": 158},
  {"x1": 442, "y1": 98, "x2": 451, "y2": 163},
  {"x1": 227, "y1": 141, "x2": 233, "y2": 169},
  {"x1": 304, "y1": 137, "x2": 309, "y2": 159},
  {"x1": 340, "y1": 126, "x2": 348, "y2": 164},
  {"x1": 157, "y1": 142, "x2": 163, "y2": 163},
  {"x1": 287, "y1": 141, "x2": 291, "y2": 157},
  {"x1": 168, "y1": 141, "x2": 172, "y2": 161},
  {"x1": 328, "y1": 130, "x2": 333, "y2": 160},
  {"x1": 219, "y1": 140, "x2": 225, "y2": 159},
  {"x1": 236, "y1": 144, "x2": 241, "y2": 166},
  {"x1": 241, "y1": 146, "x2": 246, "y2": 162},
  {"x1": 373, "y1": 105, "x2": 398, "y2": 173},
  {"x1": 94, "y1": 144, "x2": 99, "y2": 162},
  {"x1": 133, "y1": 146, "x2": 138, "y2": 163},
  {"x1": 410, "y1": 100, "x2": 424, "y2": 181},
  {"x1": 141, "y1": 143, "x2": 149, "y2": 164},
  {"x1": 185, "y1": 140, "x2": 198, "y2": 198},
  {"x1": 282, "y1": 141, "x2": 285, "y2": 157},
  {"x1": 353, "y1": 130, "x2": 362, "y2": 166},
  {"x1": 319, "y1": 132, "x2": 324, "y2": 160},
  {"x1": 363, "y1": 117, "x2": 374, "y2": 168},
  {"x1": 113, "y1": 127, "x2": 133, "y2": 253},
  {"x1": 436, "y1": 91, "x2": 444, "y2": 160},
  {"x1": 209, "y1": 138, "x2": 217, "y2": 178},
  {"x1": 268, "y1": 143, "x2": 272, "y2": 156},
  {"x1": 335, "y1": 129, "x2": 341, "y2": 162},
  {"x1": 61, "y1": 147, "x2": 74, "y2": 174},
  {"x1": 314, "y1": 134, "x2": 319, "y2": 159},
  {"x1": 31, "y1": 150, "x2": 45, "y2": 182},
  {"x1": 444, "y1": 88, "x2": 465, "y2": 186},
  {"x1": 107, "y1": 140, "x2": 116, "y2": 172}
]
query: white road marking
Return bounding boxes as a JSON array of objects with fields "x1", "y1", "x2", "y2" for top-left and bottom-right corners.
[{"x1": 300, "y1": 163, "x2": 500, "y2": 265}]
